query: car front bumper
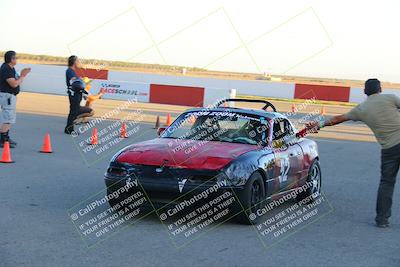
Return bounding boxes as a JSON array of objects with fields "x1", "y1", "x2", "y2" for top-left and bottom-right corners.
[{"x1": 104, "y1": 162, "x2": 243, "y2": 204}]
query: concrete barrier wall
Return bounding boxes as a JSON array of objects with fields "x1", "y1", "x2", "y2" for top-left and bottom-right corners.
[
  {"x1": 14, "y1": 63, "x2": 400, "y2": 106},
  {"x1": 349, "y1": 88, "x2": 365, "y2": 103},
  {"x1": 350, "y1": 87, "x2": 400, "y2": 104},
  {"x1": 204, "y1": 88, "x2": 233, "y2": 107},
  {"x1": 149, "y1": 84, "x2": 204, "y2": 107},
  {"x1": 17, "y1": 63, "x2": 67, "y2": 95},
  {"x1": 15, "y1": 64, "x2": 295, "y2": 106},
  {"x1": 108, "y1": 70, "x2": 296, "y2": 99},
  {"x1": 295, "y1": 84, "x2": 350, "y2": 102}
]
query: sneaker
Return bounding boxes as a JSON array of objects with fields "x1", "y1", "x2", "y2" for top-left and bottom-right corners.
[
  {"x1": 73, "y1": 118, "x2": 84, "y2": 124},
  {"x1": 64, "y1": 126, "x2": 76, "y2": 135},
  {"x1": 0, "y1": 133, "x2": 15, "y2": 148},
  {"x1": 73, "y1": 117, "x2": 91, "y2": 125},
  {"x1": 376, "y1": 221, "x2": 390, "y2": 228},
  {"x1": 80, "y1": 117, "x2": 91, "y2": 124},
  {"x1": 8, "y1": 137, "x2": 17, "y2": 146},
  {"x1": 5, "y1": 131, "x2": 16, "y2": 146},
  {"x1": 0, "y1": 140, "x2": 16, "y2": 148}
]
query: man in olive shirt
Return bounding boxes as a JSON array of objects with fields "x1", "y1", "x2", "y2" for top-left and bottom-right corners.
[{"x1": 307, "y1": 79, "x2": 400, "y2": 228}]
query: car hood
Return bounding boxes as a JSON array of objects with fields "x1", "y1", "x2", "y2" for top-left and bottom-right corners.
[{"x1": 115, "y1": 138, "x2": 259, "y2": 170}]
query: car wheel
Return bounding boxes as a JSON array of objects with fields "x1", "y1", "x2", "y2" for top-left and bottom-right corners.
[
  {"x1": 296, "y1": 160, "x2": 322, "y2": 203},
  {"x1": 234, "y1": 172, "x2": 265, "y2": 225}
]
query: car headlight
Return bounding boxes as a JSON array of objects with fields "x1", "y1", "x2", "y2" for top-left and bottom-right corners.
[{"x1": 223, "y1": 162, "x2": 252, "y2": 186}]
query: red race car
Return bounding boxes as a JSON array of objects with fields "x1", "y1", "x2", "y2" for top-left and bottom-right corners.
[{"x1": 104, "y1": 99, "x2": 321, "y2": 224}]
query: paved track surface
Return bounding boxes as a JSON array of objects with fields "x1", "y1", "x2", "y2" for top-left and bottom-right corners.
[{"x1": 1, "y1": 111, "x2": 399, "y2": 267}]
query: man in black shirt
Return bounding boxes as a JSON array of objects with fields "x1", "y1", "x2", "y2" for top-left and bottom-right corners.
[{"x1": 0, "y1": 51, "x2": 31, "y2": 147}]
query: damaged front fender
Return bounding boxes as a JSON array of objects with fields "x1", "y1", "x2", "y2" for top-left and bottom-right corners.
[{"x1": 223, "y1": 149, "x2": 275, "y2": 187}]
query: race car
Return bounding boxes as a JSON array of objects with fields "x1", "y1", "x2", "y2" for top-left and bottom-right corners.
[{"x1": 104, "y1": 99, "x2": 321, "y2": 224}]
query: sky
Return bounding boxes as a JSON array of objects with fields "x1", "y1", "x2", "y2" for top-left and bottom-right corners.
[{"x1": 0, "y1": 0, "x2": 399, "y2": 83}]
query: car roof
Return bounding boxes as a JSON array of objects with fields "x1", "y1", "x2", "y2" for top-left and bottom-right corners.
[{"x1": 184, "y1": 107, "x2": 288, "y2": 120}]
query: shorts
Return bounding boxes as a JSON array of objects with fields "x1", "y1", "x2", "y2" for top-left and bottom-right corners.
[{"x1": 0, "y1": 92, "x2": 17, "y2": 124}]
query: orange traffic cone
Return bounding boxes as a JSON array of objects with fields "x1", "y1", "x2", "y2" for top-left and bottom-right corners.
[
  {"x1": 40, "y1": 133, "x2": 53, "y2": 153},
  {"x1": 154, "y1": 115, "x2": 160, "y2": 129},
  {"x1": 320, "y1": 106, "x2": 326, "y2": 116},
  {"x1": 291, "y1": 103, "x2": 296, "y2": 113},
  {"x1": 0, "y1": 142, "x2": 14, "y2": 163},
  {"x1": 165, "y1": 114, "x2": 172, "y2": 126},
  {"x1": 89, "y1": 128, "x2": 98, "y2": 145},
  {"x1": 120, "y1": 122, "x2": 127, "y2": 138}
]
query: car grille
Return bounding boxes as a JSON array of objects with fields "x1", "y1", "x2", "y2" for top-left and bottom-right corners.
[
  {"x1": 135, "y1": 165, "x2": 221, "y2": 182},
  {"x1": 106, "y1": 163, "x2": 223, "y2": 183}
]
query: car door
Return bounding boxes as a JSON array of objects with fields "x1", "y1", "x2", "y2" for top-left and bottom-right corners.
[
  {"x1": 272, "y1": 118, "x2": 304, "y2": 192},
  {"x1": 283, "y1": 119, "x2": 305, "y2": 189}
]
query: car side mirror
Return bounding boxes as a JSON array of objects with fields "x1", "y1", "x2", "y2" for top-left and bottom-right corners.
[{"x1": 157, "y1": 127, "x2": 166, "y2": 136}]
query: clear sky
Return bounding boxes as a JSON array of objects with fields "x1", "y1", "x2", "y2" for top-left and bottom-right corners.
[{"x1": 0, "y1": 0, "x2": 399, "y2": 83}]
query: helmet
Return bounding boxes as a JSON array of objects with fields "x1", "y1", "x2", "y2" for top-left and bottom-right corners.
[{"x1": 71, "y1": 79, "x2": 86, "y2": 92}]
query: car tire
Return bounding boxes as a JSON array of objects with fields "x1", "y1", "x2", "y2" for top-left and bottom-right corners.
[
  {"x1": 234, "y1": 172, "x2": 265, "y2": 225},
  {"x1": 296, "y1": 160, "x2": 322, "y2": 203}
]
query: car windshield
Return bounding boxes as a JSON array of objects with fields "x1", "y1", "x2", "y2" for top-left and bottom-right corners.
[{"x1": 161, "y1": 111, "x2": 270, "y2": 145}]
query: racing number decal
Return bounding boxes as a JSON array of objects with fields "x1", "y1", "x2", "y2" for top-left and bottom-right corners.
[{"x1": 279, "y1": 157, "x2": 290, "y2": 183}]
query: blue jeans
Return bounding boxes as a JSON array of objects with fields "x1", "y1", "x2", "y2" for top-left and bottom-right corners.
[{"x1": 376, "y1": 142, "x2": 400, "y2": 224}]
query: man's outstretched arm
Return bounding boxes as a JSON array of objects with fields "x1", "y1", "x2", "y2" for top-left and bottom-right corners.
[
  {"x1": 322, "y1": 114, "x2": 350, "y2": 127},
  {"x1": 306, "y1": 114, "x2": 351, "y2": 131}
]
